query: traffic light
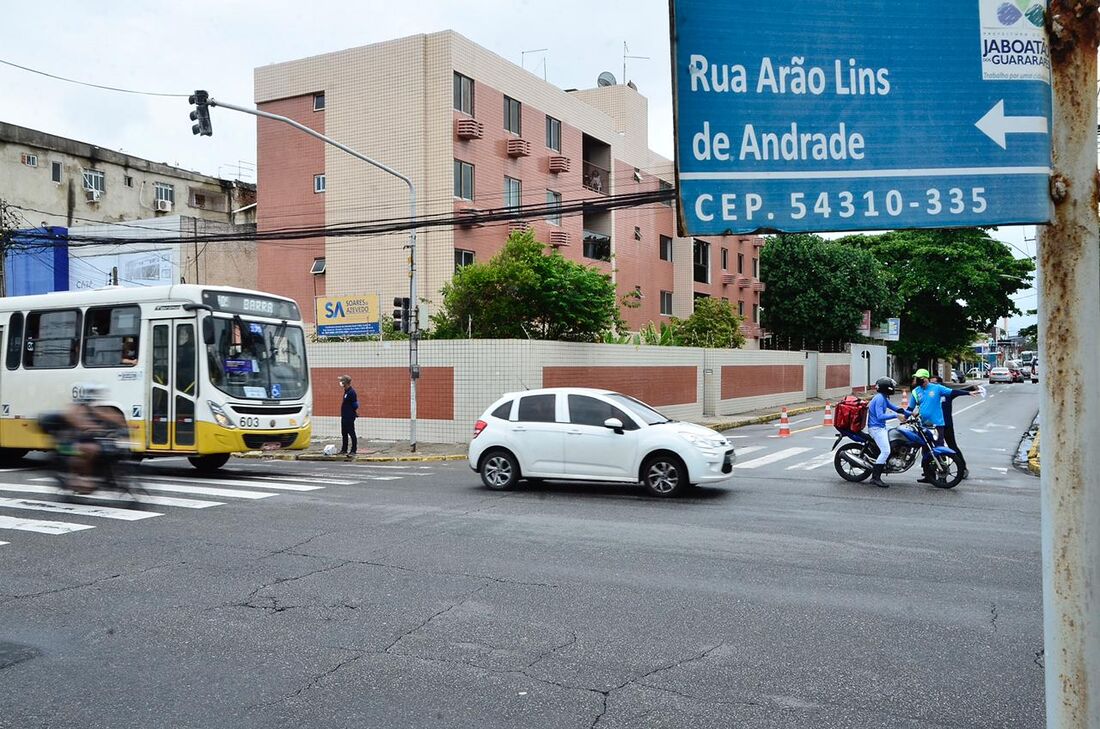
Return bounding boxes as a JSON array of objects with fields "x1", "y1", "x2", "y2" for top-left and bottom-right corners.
[
  {"x1": 189, "y1": 90, "x2": 213, "y2": 137},
  {"x1": 392, "y1": 296, "x2": 411, "y2": 334}
]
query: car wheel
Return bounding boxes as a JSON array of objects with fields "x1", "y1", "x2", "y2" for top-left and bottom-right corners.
[
  {"x1": 188, "y1": 453, "x2": 230, "y2": 472},
  {"x1": 641, "y1": 453, "x2": 687, "y2": 497},
  {"x1": 480, "y1": 449, "x2": 519, "y2": 491}
]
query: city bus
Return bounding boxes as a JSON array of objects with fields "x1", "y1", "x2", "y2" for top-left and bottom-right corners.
[{"x1": 0, "y1": 285, "x2": 311, "y2": 470}]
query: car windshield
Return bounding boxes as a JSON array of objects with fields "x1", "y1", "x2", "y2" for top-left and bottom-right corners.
[
  {"x1": 605, "y1": 393, "x2": 672, "y2": 425},
  {"x1": 206, "y1": 316, "x2": 308, "y2": 400}
]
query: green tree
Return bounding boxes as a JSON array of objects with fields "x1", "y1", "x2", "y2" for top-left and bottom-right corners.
[
  {"x1": 1018, "y1": 323, "x2": 1038, "y2": 348},
  {"x1": 759, "y1": 233, "x2": 896, "y2": 343},
  {"x1": 430, "y1": 230, "x2": 620, "y2": 341},
  {"x1": 842, "y1": 228, "x2": 1033, "y2": 367},
  {"x1": 675, "y1": 297, "x2": 746, "y2": 348}
]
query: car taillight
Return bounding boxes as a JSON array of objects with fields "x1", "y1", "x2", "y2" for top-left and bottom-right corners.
[{"x1": 473, "y1": 419, "x2": 487, "y2": 438}]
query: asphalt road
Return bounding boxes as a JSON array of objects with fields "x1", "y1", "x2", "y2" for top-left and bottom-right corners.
[{"x1": 0, "y1": 382, "x2": 1043, "y2": 728}]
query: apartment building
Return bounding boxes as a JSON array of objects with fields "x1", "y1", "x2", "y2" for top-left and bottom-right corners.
[
  {"x1": 0, "y1": 121, "x2": 256, "y2": 229},
  {"x1": 254, "y1": 31, "x2": 766, "y2": 338}
]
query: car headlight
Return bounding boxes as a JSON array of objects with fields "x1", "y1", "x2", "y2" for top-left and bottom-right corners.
[
  {"x1": 208, "y1": 401, "x2": 236, "y2": 429},
  {"x1": 682, "y1": 433, "x2": 726, "y2": 452}
]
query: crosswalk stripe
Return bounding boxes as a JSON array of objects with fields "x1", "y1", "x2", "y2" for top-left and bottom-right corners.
[
  {"x1": 0, "y1": 496, "x2": 160, "y2": 521},
  {"x1": 0, "y1": 541, "x2": 8, "y2": 545},
  {"x1": 230, "y1": 474, "x2": 356, "y2": 486},
  {"x1": 30, "y1": 478, "x2": 276, "y2": 500},
  {"x1": 786, "y1": 452, "x2": 836, "y2": 471},
  {"x1": 0, "y1": 483, "x2": 221, "y2": 509},
  {"x1": 734, "y1": 446, "x2": 766, "y2": 457},
  {"x1": 733, "y1": 447, "x2": 812, "y2": 469},
  {"x1": 0, "y1": 515, "x2": 94, "y2": 535},
  {"x1": 140, "y1": 475, "x2": 322, "y2": 492},
  {"x1": 136, "y1": 482, "x2": 276, "y2": 500}
]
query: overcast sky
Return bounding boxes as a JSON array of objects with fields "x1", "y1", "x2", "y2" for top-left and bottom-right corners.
[{"x1": 1, "y1": 0, "x2": 1036, "y2": 333}]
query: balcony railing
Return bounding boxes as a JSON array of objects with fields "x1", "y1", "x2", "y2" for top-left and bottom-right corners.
[{"x1": 582, "y1": 160, "x2": 609, "y2": 195}]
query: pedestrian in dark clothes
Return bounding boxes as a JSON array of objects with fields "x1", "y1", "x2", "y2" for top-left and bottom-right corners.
[
  {"x1": 931, "y1": 375, "x2": 979, "y2": 479},
  {"x1": 338, "y1": 374, "x2": 359, "y2": 457}
]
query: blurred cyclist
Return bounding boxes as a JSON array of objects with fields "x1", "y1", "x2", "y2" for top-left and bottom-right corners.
[{"x1": 42, "y1": 385, "x2": 128, "y2": 494}]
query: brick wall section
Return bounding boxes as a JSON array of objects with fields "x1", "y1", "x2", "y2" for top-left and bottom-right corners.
[
  {"x1": 542, "y1": 366, "x2": 697, "y2": 407},
  {"x1": 826, "y1": 364, "x2": 851, "y2": 389},
  {"x1": 257, "y1": 94, "x2": 326, "y2": 322},
  {"x1": 721, "y1": 364, "x2": 803, "y2": 399},
  {"x1": 312, "y1": 367, "x2": 454, "y2": 420}
]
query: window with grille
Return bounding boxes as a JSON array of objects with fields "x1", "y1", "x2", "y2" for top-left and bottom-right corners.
[
  {"x1": 154, "y1": 182, "x2": 175, "y2": 204},
  {"x1": 83, "y1": 169, "x2": 105, "y2": 193}
]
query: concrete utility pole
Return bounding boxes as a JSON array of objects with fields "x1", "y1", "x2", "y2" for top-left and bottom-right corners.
[{"x1": 1037, "y1": 3, "x2": 1100, "y2": 725}]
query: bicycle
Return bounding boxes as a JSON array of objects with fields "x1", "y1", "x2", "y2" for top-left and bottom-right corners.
[{"x1": 39, "y1": 413, "x2": 148, "y2": 508}]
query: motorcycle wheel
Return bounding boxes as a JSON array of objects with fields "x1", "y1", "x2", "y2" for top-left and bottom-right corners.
[
  {"x1": 931, "y1": 453, "x2": 964, "y2": 489},
  {"x1": 834, "y1": 443, "x2": 872, "y2": 482}
]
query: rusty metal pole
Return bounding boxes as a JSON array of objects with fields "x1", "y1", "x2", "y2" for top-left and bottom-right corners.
[{"x1": 1038, "y1": 3, "x2": 1100, "y2": 726}]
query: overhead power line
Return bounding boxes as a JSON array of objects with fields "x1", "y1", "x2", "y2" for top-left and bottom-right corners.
[{"x1": 0, "y1": 58, "x2": 189, "y2": 98}]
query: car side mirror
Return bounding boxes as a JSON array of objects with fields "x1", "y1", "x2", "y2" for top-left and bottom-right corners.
[
  {"x1": 603, "y1": 417, "x2": 624, "y2": 434},
  {"x1": 202, "y1": 317, "x2": 215, "y2": 346}
]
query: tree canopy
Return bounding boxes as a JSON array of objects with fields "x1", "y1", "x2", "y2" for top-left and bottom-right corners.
[
  {"x1": 840, "y1": 228, "x2": 1034, "y2": 364},
  {"x1": 429, "y1": 230, "x2": 621, "y2": 341},
  {"x1": 676, "y1": 296, "x2": 747, "y2": 348},
  {"x1": 759, "y1": 233, "x2": 896, "y2": 343}
]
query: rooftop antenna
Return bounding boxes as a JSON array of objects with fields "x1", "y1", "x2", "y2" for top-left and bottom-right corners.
[
  {"x1": 623, "y1": 41, "x2": 649, "y2": 85},
  {"x1": 521, "y1": 48, "x2": 549, "y2": 80}
]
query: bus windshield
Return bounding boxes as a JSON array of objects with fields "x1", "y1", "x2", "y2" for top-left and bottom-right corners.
[{"x1": 205, "y1": 316, "x2": 308, "y2": 400}]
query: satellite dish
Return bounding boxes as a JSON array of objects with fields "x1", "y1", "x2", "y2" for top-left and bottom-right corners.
[{"x1": 597, "y1": 71, "x2": 617, "y2": 87}]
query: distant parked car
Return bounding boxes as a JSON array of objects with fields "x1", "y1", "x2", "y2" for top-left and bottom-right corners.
[
  {"x1": 966, "y1": 367, "x2": 986, "y2": 379},
  {"x1": 1008, "y1": 368, "x2": 1025, "y2": 383},
  {"x1": 469, "y1": 387, "x2": 735, "y2": 497},
  {"x1": 1031, "y1": 361, "x2": 1039, "y2": 383},
  {"x1": 989, "y1": 367, "x2": 1013, "y2": 383}
]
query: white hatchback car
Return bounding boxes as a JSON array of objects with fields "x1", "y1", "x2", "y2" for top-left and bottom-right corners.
[{"x1": 468, "y1": 387, "x2": 735, "y2": 497}]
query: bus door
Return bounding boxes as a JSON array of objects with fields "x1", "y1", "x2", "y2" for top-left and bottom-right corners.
[{"x1": 147, "y1": 318, "x2": 198, "y2": 452}]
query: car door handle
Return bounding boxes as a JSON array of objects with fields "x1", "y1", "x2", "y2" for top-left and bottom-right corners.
[
  {"x1": 567, "y1": 429, "x2": 582, "y2": 435},
  {"x1": 512, "y1": 426, "x2": 527, "y2": 432}
]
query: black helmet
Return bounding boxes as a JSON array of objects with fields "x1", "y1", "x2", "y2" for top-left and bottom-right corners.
[{"x1": 876, "y1": 377, "x2": 897, "y2": 395}]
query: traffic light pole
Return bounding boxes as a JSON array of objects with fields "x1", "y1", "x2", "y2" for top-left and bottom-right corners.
[
  {"x1": 1037, "y1": 4, "x2": 1099, "y2": 725},
  {"x1": 203, "y1": 97, "x2": 420, "y2": 452}
]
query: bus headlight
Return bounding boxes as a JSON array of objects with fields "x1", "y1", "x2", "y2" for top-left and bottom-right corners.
[{"x1": 208, "y1": 401, "x2": 236, "y2": 429}]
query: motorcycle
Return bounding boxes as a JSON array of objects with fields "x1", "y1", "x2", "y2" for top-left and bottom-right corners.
[{"x1": 832, "y1": 418, "x2": 964, "y2": 489}]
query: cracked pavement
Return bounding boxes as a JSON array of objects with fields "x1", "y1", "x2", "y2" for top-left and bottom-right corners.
[{"x1": 0, "y1": 399, "x2": 1045, "y2": 729}]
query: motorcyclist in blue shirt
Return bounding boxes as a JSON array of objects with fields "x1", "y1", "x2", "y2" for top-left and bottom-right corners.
[{"x1": 867, "y1": 377, "x2": 909, "y2": 488}]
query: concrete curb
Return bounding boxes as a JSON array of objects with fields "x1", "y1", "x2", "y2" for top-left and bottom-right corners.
[
  {"x1": 1027, "y1": 431, "x2": 1041, "y2": 475},
  {"x1": 235, "y1": 451, "x2": 468, "y2": 463}
]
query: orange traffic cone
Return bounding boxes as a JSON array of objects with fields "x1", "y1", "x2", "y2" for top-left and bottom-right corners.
[
  {"x1": 778, "y1": 407, "x2": 791, "y2": 437},
  {"x1": 823, "y1": 401, "x2": 833, "y2": 427}
]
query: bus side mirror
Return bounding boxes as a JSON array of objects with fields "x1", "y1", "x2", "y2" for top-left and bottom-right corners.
[{"x1": 202, "y1": 317, "x2": 215, "y2": 345}]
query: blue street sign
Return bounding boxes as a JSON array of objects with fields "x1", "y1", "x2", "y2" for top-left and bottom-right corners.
[{"x1": 670, "y1": 1, "x2": 1053, "y2": 235}]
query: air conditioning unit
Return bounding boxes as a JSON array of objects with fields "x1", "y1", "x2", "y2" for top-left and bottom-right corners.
[
  {"x1": 155, "y1": 199, "x2": 173, "y2": 212},
  {"x1": 85, "y1": 189, "x2": 101, "y2": 203}
]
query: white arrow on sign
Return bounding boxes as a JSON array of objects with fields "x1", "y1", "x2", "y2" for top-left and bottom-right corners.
[{"x1": 975, "y1": 100, "x2": 1048, "y2": 149}]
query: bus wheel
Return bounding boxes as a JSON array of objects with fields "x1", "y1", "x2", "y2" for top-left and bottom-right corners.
[
  {"x1": 0, "y1": 448, "x2": 27, "y2": 467},
  {"x1": 188, "y1": 454, "x2": 231, "y2": 472}
]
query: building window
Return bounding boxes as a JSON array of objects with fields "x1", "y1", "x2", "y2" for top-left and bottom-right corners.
[
  {"x1": 51, "y1": 161, "x2": 62, "y2": 183},
  {"x1": 659, "y1": 235, "x2": 673, "y2": 261},
  {"x1": 82, "y1": 169, "x2": 105, "y2": 193},
  {"x1": 693, "y1": 239, "x2": 710, "y2": 284},
  {"x1": 504, "y1": 176, "x2": 522, "y2": 208},
  {"x1": 23, "y1": 309, "x2": 82, "y2": 369},
  {"x1": 633, "y1": 226, "x2": 642, "y2": 241},
  {"x1": 659, "y1": 179, "x2": 674, "y2": 206},
  {"x1": 453, "y1": 160, "x2": 474, "y2": 200},
  {"x1": 313, "y1": 92, "x2": 325, "y2": 111},
  {"x1": 310, "y1": 258, "x2": 326, "y2": 275},
  {"x1": 721, "y1": 248, "x2": 729, "y2": 270},
  {"x1": 737, "y1": 252, "x2": 744, "y2": 274},
  {"x1": 82, "y1": 305, "x2": 140, "y2": 368},
  {"x1": 753, "y1": 303, "x2": 759, "y2": 323},
  {"x1": 546, "y1": 190, "x2": 562, "y2": 225},
  {"x1": 503, "y1": 95, "x2": 521, "y2": 135},
  {"x1": 6, "y1": 312, "x2": 24, "y2": 370},
  {"x1": 193, "y1": 193, "x2": 206, "y2": 208},
  {"x1": 583, "y1": 232, "x2": 611, "y2": 262},
  {"x1": 21, "y1": 153, "x2": 38, "y2": 167},
  {"x1": 738, "y1": 300, "x2": 745, "y2": 316},
  {"x1": 124, "y1": 175, "x2": 134, "y2": 188},
  {"x1": 453, "y1": 72, "x2": 474, "y2": 115},
  {"x1": 660, "y1": 291, "x2": 673, "y2": 316},
  {"x1": 314, "y1": 174, "x2": 326, "y2": 193},
  {"x1": 546, "y1": 115, "x2": 561, "y2": 151},
  {"x1": 154, "y1": 182, "x2": 175, "y2": 204},
  {"x1": 454, "y1": 249, "x2": 475, "y2": 272},
  {"x1": 752, "y1": 257, "x2": 759, "y2": 278}
]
